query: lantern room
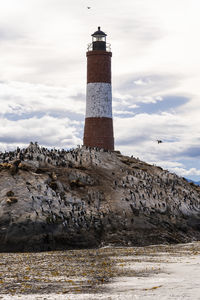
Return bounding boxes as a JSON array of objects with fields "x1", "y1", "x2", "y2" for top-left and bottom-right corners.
[{"x1": 91, "y1": 26, "x2": 107, "y2": 51}]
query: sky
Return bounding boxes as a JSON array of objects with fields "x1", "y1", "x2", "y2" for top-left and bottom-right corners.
[{"x1": 0, "y1": 0, "x2": 200, "y2": 180}]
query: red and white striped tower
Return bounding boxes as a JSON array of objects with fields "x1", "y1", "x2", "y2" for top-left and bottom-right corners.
[{"x1": 83, "y1": 27, "x2": 114, "y2": 150}]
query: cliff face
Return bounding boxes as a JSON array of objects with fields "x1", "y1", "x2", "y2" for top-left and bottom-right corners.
[{"x1": 0, "y1": 143, "x2": 200, "y2": 252}]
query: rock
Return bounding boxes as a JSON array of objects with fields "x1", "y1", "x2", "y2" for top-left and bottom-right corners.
[
  {"x1": 70, "y1": 179, "x2": 86, "y2": 188},
  {"x1": 50, "y1": 172, "x2": 57, "y2": 180},
  {"x1": 0, "y1": 143, "x2": 199, "y2": 252},
  {"x1": 48, "y1": 181, "x2": 58, "y2": 191},
  {"x1": 6, "y1": 197, "x2": 18, "y2": 205},
  {"x1": 6, "y1": 191, "x2": 15, "y2": 197},
  {"x1": 18, "y1": 161, "x2": 38, "y2": 172}
]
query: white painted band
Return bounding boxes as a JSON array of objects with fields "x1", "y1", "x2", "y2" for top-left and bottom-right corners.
[{"x1": 86, "y1": 82, "x2": 112, "y2": 118}]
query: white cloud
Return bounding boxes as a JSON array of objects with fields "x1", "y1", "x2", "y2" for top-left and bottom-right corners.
[
  {"x1": 0, "y1": 115, "x2": 82, "y2": 149},
  {"x1": 134, "y1": 79, "x2": 150, "y2": 86},
  {"x1": 151, "y1": 161, "x2": 184, "y2": 169},
  {"x1": 0, "y1": 81, "x2": 85, "y2": 116},
  {"x1": 168, "y1": 167, "x2": 200, "y2": 177},
  {"x1": 0, "y1": 0, "x2": 200, "y2": 180},
  {"x1": 113, "y1": 110, "x2": 135, "y2": 116},
  {"x1": 114, "y1": 111, "x2": 200, "y2": 165}
]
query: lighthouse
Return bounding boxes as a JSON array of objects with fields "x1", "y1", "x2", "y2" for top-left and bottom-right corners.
[{"x1": 83, "y1": 27, "x2": 114, "y2": 150}]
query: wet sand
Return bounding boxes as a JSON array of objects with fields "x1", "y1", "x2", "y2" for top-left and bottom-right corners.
[{"x1": 0, "y1": 242, "x2": 199, "y2": 299}]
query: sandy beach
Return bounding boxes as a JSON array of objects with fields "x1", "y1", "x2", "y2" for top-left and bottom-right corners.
[{"x1": 0, "y1": 242, "x2": 199, "y2": 300}]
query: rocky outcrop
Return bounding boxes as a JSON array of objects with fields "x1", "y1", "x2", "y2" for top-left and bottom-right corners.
[{"x1": 0, "y1": 142, "x2": 200, "y2": 252}]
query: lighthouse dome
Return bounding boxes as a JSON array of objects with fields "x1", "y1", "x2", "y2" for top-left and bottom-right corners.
[{"x1": 92, "y1": 26, "x2": 107, "y2": 37}]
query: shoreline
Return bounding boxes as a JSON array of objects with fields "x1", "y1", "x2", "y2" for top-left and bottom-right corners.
[{"x1": 0, "y1": 242, "x2": 199, "y2": 299}]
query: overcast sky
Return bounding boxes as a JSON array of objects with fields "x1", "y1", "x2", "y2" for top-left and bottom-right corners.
[{"x1": 0, "y1": 0, "x2": 200, "y2": 180}]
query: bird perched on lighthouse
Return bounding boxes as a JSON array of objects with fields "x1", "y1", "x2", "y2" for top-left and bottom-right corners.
[{"x1": 83, "y1": 27, "x2": 114, "y2": 151}]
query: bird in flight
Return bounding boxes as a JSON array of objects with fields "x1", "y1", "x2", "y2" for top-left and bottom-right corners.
[
  {"x1": 157, "y1": 140, "x2": 163, "y2": 144},
  {"x1": 87, "y1": 6, "x2": 91, "y2": 9}
]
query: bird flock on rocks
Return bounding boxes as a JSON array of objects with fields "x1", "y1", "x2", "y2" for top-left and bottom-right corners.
[{"x1": 0, "y1": 142, "x2": 200, "y2": 234}]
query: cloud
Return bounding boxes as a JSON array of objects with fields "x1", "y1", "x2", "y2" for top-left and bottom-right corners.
[
  {"x1": 113, "y1": 110, "x2": 135, "y2": 116},
  {"x1": 134, "y1": 79, "x2": 152, "y2": 86},
  {"x1": 114, "y1": 73, "x2": 183, "y2": 99},
  {"x1": 0, "y1": 0, "x2": 200, "y2": 182},
  {"x1": 0, "y1": 26, "x2": 23, "y2": 41},
  {"x1": 168, "y1": 167, "x2": 200, "y2": 177},
  {"x1": 133, "y1": 96, "x2": 189, "y2": 114},
  {"x1": 149, "y1": 160, "x2": 200, "y2": 177},
  {"x1": 0, "y1": 81, "x2": 86, "y2": 117},
  {"x1": 114, "y1": 110, "x2": 200, "y2": 162},
  {"x1": 179, "y1": 146, "x2": 200, "y2": 159},
  {"x1": 0, "y1": 80, "x2": 84, "y2": 151},
  {"x1": 151, "y1": 161, "x2": 184, "y2": 169},
  {"x1": 0, "y1": 115, "x2": 82, "y2": 149}
]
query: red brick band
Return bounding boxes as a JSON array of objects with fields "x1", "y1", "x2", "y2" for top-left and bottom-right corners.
[
  {"x1": 87, "y1": 51, "x2": 112, "y2": 84},
  {"x1": 83, "y1": 117, "x2": 114, "y2": 150}
]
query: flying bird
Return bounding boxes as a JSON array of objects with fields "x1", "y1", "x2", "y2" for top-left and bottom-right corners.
[
  {"x1": 87, "y1": 6, "x2": 91, "y2": 9},
  {"x1": 157, "y1": 140, "x2": 163, "y2": 144}
]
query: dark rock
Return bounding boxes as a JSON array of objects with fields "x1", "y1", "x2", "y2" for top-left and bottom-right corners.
[{"x1": 0, "y1": 143, "x2": 199, "y2": 252}]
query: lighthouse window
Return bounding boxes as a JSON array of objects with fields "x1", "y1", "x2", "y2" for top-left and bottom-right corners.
[{"x1": 93, "y1": 36, "x2": 106, "y2": 42}]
